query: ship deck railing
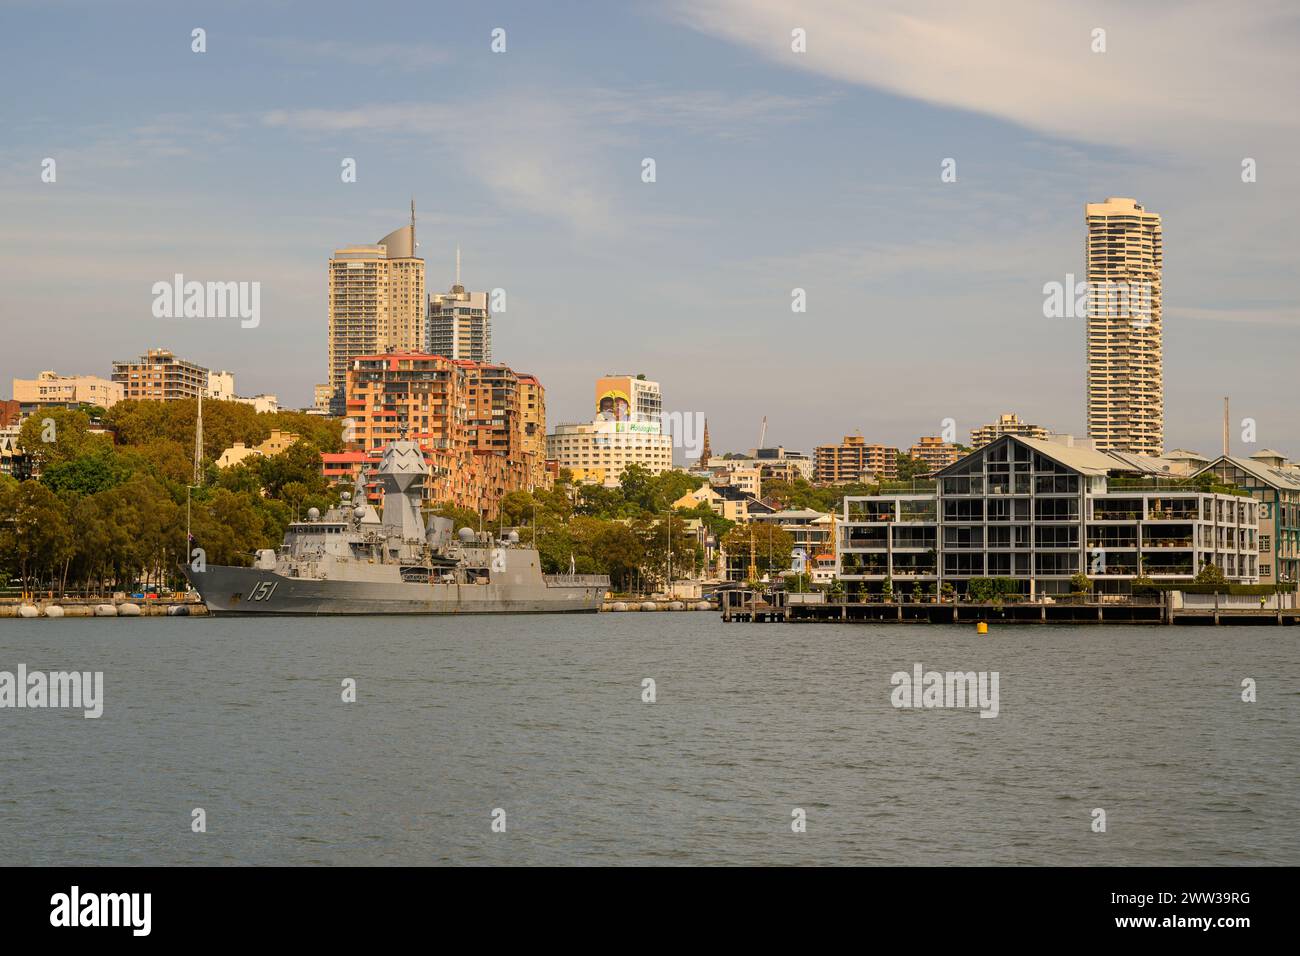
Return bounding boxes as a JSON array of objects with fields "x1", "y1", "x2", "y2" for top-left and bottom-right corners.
[{"x1": 543, "y1": 574, "x2": 611, "y2": 587}]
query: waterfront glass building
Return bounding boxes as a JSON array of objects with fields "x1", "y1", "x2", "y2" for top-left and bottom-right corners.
[
  {"x1": 839, "y1": 435, "x2": 1258, "y2": 597},
  {"x1": 1197, "y1": 451, "x2": 1300, "y2": 588}
]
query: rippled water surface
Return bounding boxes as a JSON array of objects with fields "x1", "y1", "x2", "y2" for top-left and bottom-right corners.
[{"x1": 1, "y1": 615, "x2": 1296, "y2": 865}]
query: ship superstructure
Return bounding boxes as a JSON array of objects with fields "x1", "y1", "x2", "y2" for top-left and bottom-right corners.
[{"x1": 183, "y1": 436, "x2": 607, "y2": 615}]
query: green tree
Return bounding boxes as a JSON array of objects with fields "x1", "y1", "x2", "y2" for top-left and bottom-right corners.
[
  {"x1": 65, "y1": 490, "x2": 140, "y2": 595},
  {"x1": 18, "y1": 407, "x2": 107, "y2": 469},
  {"x1": 575, "y1": 482, "x2": 627, "y2": 519},
  {"x1": 722, "y1": 523, "x2": 794, "y2": 579},
  {"x1": 650, "y1": 469, "x2": 703, "y2": 510},
  {"x1": 39, "y1": 444, "x2": 133, "y2": 495},
  {"x1": 191, "y1": 488, "x2": 275, "y2": 567},
  {"x1": 215, "y1": 461, "x2": 264, "y2": 495},
  {"x1": 674, "y1": 502, "x2": 734, "y2": 543},
  {"x1": 498, "y1": 490, "x2": 537, "y2": 528},
  {"x1": 618, "y1": 463, "x2": 655, "y2": 512},
  {"x1": 588, "y1": 519, "x2": 645, "y2": 591},
  {"x1": 895, "y1": 454, "x2": 931, "y2": 481},
  {"x1": 263, "y1": 411, "x2": 344, "y2": 453},
  {"x1": 1195, "y1": 563, "x2": 1227, "y2": 586},
  {"x1": 532, "y1": 484, "x2": 574, "y2": 522},
  {"x1": 427, "y1": 502, "x2": 484, "y2": 533},
  {"x1": 257, "y1": 442, "x2": 330, "y2": 501},
  {"x1": 0, "y1": 480, "x2": 73, "y2": 593},
  {"x1": 103, "y1": 398, "x2": 264, "y2": 460},
  {"x1": 124, "y1": 438, "x2": 193, "y2": 487}
]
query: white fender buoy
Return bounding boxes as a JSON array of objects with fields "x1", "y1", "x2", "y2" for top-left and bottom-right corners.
[
  {"x1": 94, "y1": 604, "x2": 118, "y2": 617},
  {"x1": 44, "y1": 605, "x2": 65, "y2": 618},
  {"x1": 18, "y1": 604, "x2": 39, "y2": 618}
]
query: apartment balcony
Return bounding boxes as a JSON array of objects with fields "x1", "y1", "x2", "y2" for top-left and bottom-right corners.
[
  {"x1": 1087, "y1": 538, "x2": 1139, "y2": 550},
  {"x1": 1142, "y1": 537, "x2": 1195, "y2": 549},
  {"x1": 1145, "y1": 507, "x2": 1198, "y2": 521}
]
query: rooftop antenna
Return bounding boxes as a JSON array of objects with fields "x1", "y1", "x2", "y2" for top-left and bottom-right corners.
[
  {"x1": 456, "y1": 244, "x2": 461, "y2": 287},
  {"x1": 410, "y1": 197, "x2": 417, "y2": 251}
]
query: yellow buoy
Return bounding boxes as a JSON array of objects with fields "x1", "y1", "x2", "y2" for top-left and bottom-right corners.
[{"x1": 976, "y1": 621, "x2": 988, "y2": 635}]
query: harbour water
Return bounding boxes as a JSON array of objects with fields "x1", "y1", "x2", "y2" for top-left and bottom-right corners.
[{"x1": 1, "y1": 615, "x2": 1296, "y2": 866}]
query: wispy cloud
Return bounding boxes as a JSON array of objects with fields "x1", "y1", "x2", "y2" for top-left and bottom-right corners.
[
  {"x1": 261, "y1": 87, "x2": 825, "y2": 233},
  {"x1": 666, "y1": 0, "x2": 1300, "y2": 151},
  {"x1": 252, "y1": 37, "x2": 451, "y2": 72},
  {"x1": 1170, "y1": 305, "x2": 1300, "y2": 327}
]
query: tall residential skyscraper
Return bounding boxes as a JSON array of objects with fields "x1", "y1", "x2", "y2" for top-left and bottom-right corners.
[
  {"x1": 425, "y1": 246, "x2": 492, "y2": 362},
  {"x1": 1085, "y1": 197, "x2": 1163, "y2": 456},
  {"x1": 327, "y1": 205, "x2": 425, "y2": 414},
  {"x1": 427, "y1": 286, "x2": 491, "y2": 362}
]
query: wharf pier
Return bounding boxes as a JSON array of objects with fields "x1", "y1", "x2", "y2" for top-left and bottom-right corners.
[
  {"x1": 721, "y1": 590, "x2": 1299, "y2": 626},
  {"x1": 0, "y1": 598, "x2": 207, "y2": 618}
]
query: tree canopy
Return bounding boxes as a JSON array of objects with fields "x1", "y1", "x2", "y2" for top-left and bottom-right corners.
[{"x1": 0, "y1": 400, "x2": 342, "y2": 595}]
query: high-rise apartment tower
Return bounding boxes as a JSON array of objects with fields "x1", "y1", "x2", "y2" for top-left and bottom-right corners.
[
  {"x1": 1085, "y1": 197, "x2": 1163, "y2": 455},
  {"x1": 327, "y1": 204, "x2": 425, "y2": 414}
]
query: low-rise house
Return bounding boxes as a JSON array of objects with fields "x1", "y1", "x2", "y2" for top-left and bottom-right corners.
[
  {"x1": 673, "y1": 482, "x2": 773, "y2": 524},
  {"x1": 215, "y1": 429, "x2": 302, "y2": 469},
  {"x1": 749, "y1": 508, "x2": 833, "y2": 564}
]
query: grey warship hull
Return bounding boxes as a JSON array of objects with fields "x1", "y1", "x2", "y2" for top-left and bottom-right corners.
[
  {"x1": 182, "y1": 434, "x2": 608, "y2": 616},
  {"x1": 185, "y1": 565, "x2": 605, "y2": 616}
]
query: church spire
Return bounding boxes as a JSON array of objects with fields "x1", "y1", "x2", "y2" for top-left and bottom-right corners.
[{"x1": 698, "y1": 418, "x2": 712, "y2": 466}]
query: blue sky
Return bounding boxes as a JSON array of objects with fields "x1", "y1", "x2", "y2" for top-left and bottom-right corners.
[{"x1": 2, "y1": 0, "x2": 1297, "y2": 457}]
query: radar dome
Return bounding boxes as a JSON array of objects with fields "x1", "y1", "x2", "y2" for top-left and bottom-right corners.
[
  {"x1": 307, "y1": 507, "x2": 321, "y2": 521},
  {"x1": 353, "y1": 505, "x2": 366, "y2": 518},
  {"x1": 458, "y1": 527, "x2": 477, "y2": 543},
  {"x1": 507, "y1": 530, "x2": 520, "y2": 544}
]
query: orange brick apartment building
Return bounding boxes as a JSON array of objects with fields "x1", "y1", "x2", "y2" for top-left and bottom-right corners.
[{"x1": 324, "y1": 352, "x2": 550, "y2": 518}]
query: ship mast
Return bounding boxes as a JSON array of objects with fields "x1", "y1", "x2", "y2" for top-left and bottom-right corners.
[{"x1": 193, "y1": 389, "x2": 204, "y2": 486}]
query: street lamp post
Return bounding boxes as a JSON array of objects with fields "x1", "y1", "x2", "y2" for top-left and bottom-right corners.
[{"x1": 665, "y1": 511, "x2": 673, "y2": 598}]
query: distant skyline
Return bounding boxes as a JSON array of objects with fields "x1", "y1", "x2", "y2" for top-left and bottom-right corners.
[{"x1": 1, "y1": 0, "x2": 1297, "y2": 458}]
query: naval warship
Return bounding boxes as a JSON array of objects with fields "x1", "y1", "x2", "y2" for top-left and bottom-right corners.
[{"x1": 183, "y1": 434, "x2": 608, "y2": 615}]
